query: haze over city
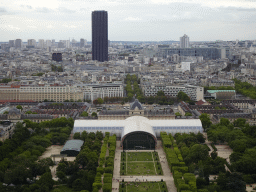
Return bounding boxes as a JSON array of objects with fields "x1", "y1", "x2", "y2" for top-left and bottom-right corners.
[{"x1": 1, "y1": 0, "x2": 256, "y2": 41}]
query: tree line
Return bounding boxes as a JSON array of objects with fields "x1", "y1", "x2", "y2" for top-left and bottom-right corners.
[{"x1": 0, "y1": 117, "x2": 74, "y2": 191}]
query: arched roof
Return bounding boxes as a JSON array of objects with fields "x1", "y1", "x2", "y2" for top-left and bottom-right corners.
[{"x1": 121, "y1": 116, "x2": 156, "y2": 141}]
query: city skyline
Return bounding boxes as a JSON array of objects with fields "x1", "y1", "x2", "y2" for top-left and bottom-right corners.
[{"x1": 1, "y1": 0, "x2": 256, "y2": 42}]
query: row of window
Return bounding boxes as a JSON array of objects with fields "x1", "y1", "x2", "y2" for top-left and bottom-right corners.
[
  {"x1": 73, "y1": 126, "x2": 203, "y2": 131},
  {"x1": 153, "y1": 126, "x2": 202, "y2": 130}
]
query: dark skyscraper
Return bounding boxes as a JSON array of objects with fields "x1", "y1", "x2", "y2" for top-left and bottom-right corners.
[{"x1": 92, "y1": 10, "x2": 108, "y2": 62}]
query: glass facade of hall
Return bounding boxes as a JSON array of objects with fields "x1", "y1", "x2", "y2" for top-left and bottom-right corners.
[{"x1": 73, "y1": 126, "x2": 203, "y2": 137}]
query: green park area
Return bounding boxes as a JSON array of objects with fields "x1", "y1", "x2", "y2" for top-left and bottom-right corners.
[
  {"x1": 119, "y1": 181, "x2": 168, "y2": 192},
  {"x1": 120, "y1": 152, "x2": 163, "y2": 175}
]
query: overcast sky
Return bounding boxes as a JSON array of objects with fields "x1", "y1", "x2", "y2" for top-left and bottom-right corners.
[{"x1": 1, "y1": 0, "x2": 256, "y2": 42}]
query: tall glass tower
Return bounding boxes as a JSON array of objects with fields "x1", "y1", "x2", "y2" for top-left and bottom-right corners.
[{"x1": 92, "y1": 10, "x2": 108, "y2": 62}]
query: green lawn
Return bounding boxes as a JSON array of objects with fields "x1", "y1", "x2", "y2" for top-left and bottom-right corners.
[
  {"x1": 121, "y1": 152, "x2": 160, "y2": 162},
  {"x1": 120, "y1": 152, "x2": 162, "y2": 176},
  {"x1": 119, "y1": 182, "x2": 168, "y2": 192}
]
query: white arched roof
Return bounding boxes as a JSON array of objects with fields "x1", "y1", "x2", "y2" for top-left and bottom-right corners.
[{"x1": 121, "y1": 116, "x2": 156, "y2": 140}]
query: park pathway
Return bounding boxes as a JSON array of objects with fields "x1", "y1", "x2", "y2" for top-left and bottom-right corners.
[{"x1": 112, "y1": 141, "x2": 177, "y2": 192}]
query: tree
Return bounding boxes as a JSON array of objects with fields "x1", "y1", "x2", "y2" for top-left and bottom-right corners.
[
  {"x1": 157, "y1": 90, "x2": 165, "y2": 96},
  {"x1": 88, "y1": 132, "x2": 96, "y2": 140},
  {"x1": 73, "y1": 132, "x2": 81, "y2": 139},
  {"x1": 80, "y1": 111, "x2": 88, "y2": 117},
  {"x1": 199, "y1": 113, "x2": 212, "y2": 131},
  {"x1": 0, "y1": 78, "x2": 12, "y2": 83},
  {"x1": 91, "y1": 112, "x2": 97, "y2": 117},
  {"x1": 220, "y1": 118, "x2": 230, "y2": 126},
  {"x1": 93, "y1": 99, "x2": 98, "y2": 105},
  {"x1": 97, "y1": 98, "x2": 103, "y2": 105},
  {"x1": 3, "y1": 111, "x2": 8, "y2": 114},
  {"x1": 16, "y1": 105, "x2": 23, "y2": 111},
  {"x1": 76, "y1": 152, "x2": 88, "y2": 168},
  {"x1": 81, "y1": 131, "x2": 88, "y2": 141},
  {"x1": 177, "y1": 91, "x2": 190, "y2": 102},
  {"x1": 185, "y1": 144, "x2": 209, "y2": 164},
  {"x1": 226, "y1": 172, "x2": 246, "y2": 192},
  {"x1": 175, "y1": 112, "x2": 182, "y2": 117},
  {"x1": 96, "y1": 131, "x2": 103, "y2": 140},
  {"x1": 185, "y1": 112, "x2": 192, "y2": 116},
  {"x1": 233, "y1": 118, "x2": 246, "y2": 128},
  {"x1": 36, "y1": 172, "x2": 54, "y2": 191}
]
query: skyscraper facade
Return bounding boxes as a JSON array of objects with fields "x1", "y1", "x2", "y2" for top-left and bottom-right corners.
[
  {"x1": 80, "y1": 38, "x2": 85, "y2": 47},
  {"x1": 15, "y1": 39, "x2": 22, "y2": 49},
  {"x1": 180, "y1": 34, "x2": 190, "y2": 48},
  {"x1": 92, "y1": 10, "x2": 108, "y2": 62}
]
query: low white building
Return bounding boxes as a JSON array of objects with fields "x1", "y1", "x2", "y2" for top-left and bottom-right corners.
[
  {"x1": 142, "y1": 84, "x2": 204, "y2": 101},
  {"x1": 82, "y1": 84, "x2": 124, "y2": 101},
  {"x1": 73, "y1": 116, "x2": 203, "y2": 149}
]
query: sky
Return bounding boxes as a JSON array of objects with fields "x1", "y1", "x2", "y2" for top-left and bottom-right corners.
[{"x1": 1, "y1": 0, "x2": 256, "y2": 42}]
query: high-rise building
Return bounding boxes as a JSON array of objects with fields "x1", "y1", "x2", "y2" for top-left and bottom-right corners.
[
  {"x1": 9, "y1": 40, "x2": 15, "y2": 47},
  {"x1": 52, "y1": 39, "x2": 55, "y2": 46},
  {"x1": 92, "y1": 10, "x2": 108, "y2": 62},
  {"x1": 15, "y1": 39, "x2": 22, "y2": 49},
  {"x1": 80, "y1": 38, "x2": 85, "y2": 47},
  {"x1": 180, "y1": 34, "x2": 190, "y2": 48},
  {"x1": 38, "y1": 39, "x2": 44, "y2": 49},
  {"x1": 52, "y1": 53, "x2": 62, "y2": 62},
  {"x1": 46, "y1": 40, "x2": 52, "y2": 47},
  {"x1": 27, "y1": 39, "x2": 36, "y2": 46}
]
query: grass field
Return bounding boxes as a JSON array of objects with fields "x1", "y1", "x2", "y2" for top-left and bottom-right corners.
[
  {"x1": 121, "y1": 152, "x2": 160, "y2": 162},
  {"x1": 119, "y1": 181, "x2": 168, "y2": 192},
  {"x1": 120, "y1": 152, "x2": 163, "y2": 175}
]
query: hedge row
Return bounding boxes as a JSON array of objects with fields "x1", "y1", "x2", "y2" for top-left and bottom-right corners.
[
  {"x1": 102, "y1": 135, "x2": 116, "y2": 192},
  {"x1": 161, "y1": 132, "x2": 173, "y2": 148},
  {"x1": 92, "y1": 132, "x2": 110, "y2": 191},
  {"x1": 160, "y1": 132, "x2": 197, "y2": 192},
  {"x1": 210, "y1": 143, "x2": 217, "y2": 151}
]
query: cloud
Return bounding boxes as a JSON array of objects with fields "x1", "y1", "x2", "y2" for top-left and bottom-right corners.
[
  {"x1": 124, "y1": 17, "x2": 142, "y2": 21},
  {"x1": 63, "y1": 24, "x2": 80, "y2": 28},
  {"x1": 6, "y1": 25, "x2": 21, "y2": 31},
  {"x1": 0, "y1": 7, "x2": 7, "y2": 12},
  {"x1": 58, "y1": 7, "x2": 76, "y2": 13},
  {"x1": 27, "y1": 25, "x2": 37, "y2": 28},
  {"x1": 36, "y1": 7, "x2": 52, "y2": 13},
  {"x1": 20, "y1": 5, "x2": 33, "y2": 9}
]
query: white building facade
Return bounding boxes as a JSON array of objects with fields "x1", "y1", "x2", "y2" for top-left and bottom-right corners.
[
  {"x1": 142, "y1": 84, "x2": 204, "y2": 101},
  {"x1": 82, "y1": 84, "x2": 124, "y2": 101}
]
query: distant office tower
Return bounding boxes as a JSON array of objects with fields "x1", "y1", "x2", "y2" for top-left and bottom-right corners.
[
  {"x1": 92, "y1": 10, "x2": 108, "y2": 62},
  {"x1": 9, "y1": 40, "x2": 15, "y2": 47},
  {"x1": 180, "y1": 34, "x2": 190, "y2": 48},
  {"x1": 38, "y1": 39, "x2": 44, "y2": 49},
  {"x1": 15, "y1": 39, "x2": 22, "y2": 49},
  {"x1": 27, "y1": 39, "x2": 36, "y2": 46},
  {"x1": 45, "y1": 40, "x2": 52, "y2": 47},
  {"x1": 1, "y1": 43, "x2": 10, "y2": 52},
  {"x1": 52, "y1": 53, "x2": 62, "y2": 62},
  {"x1": 58, "y1": 41, "x2": 65, "y2": 48},
  {"x1": 80, "y1": 38, "x2": 85, "y2": 47},
  {"x1": 52, "y1": 39, "x2": 55, "y2": 45}
]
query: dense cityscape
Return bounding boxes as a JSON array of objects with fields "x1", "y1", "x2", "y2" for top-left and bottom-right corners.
[{"x1": 1, "y1": 2, "x2": 256, "y2": 192}]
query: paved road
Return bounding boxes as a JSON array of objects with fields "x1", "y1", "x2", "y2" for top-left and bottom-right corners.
[{"x1": 112, "y1": 141, "x2": 176, "y2": 192}]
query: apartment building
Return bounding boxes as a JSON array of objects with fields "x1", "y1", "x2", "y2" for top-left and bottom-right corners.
[
  {"x1": 142, "y1": 84, "x2": 204, "y2": 101},
  {"x1": 82, "y1": 84, "x2": 124, "y2": 101},
  {"x1": 0, "y1": 84, "x2": 83, "y2": 102}
]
